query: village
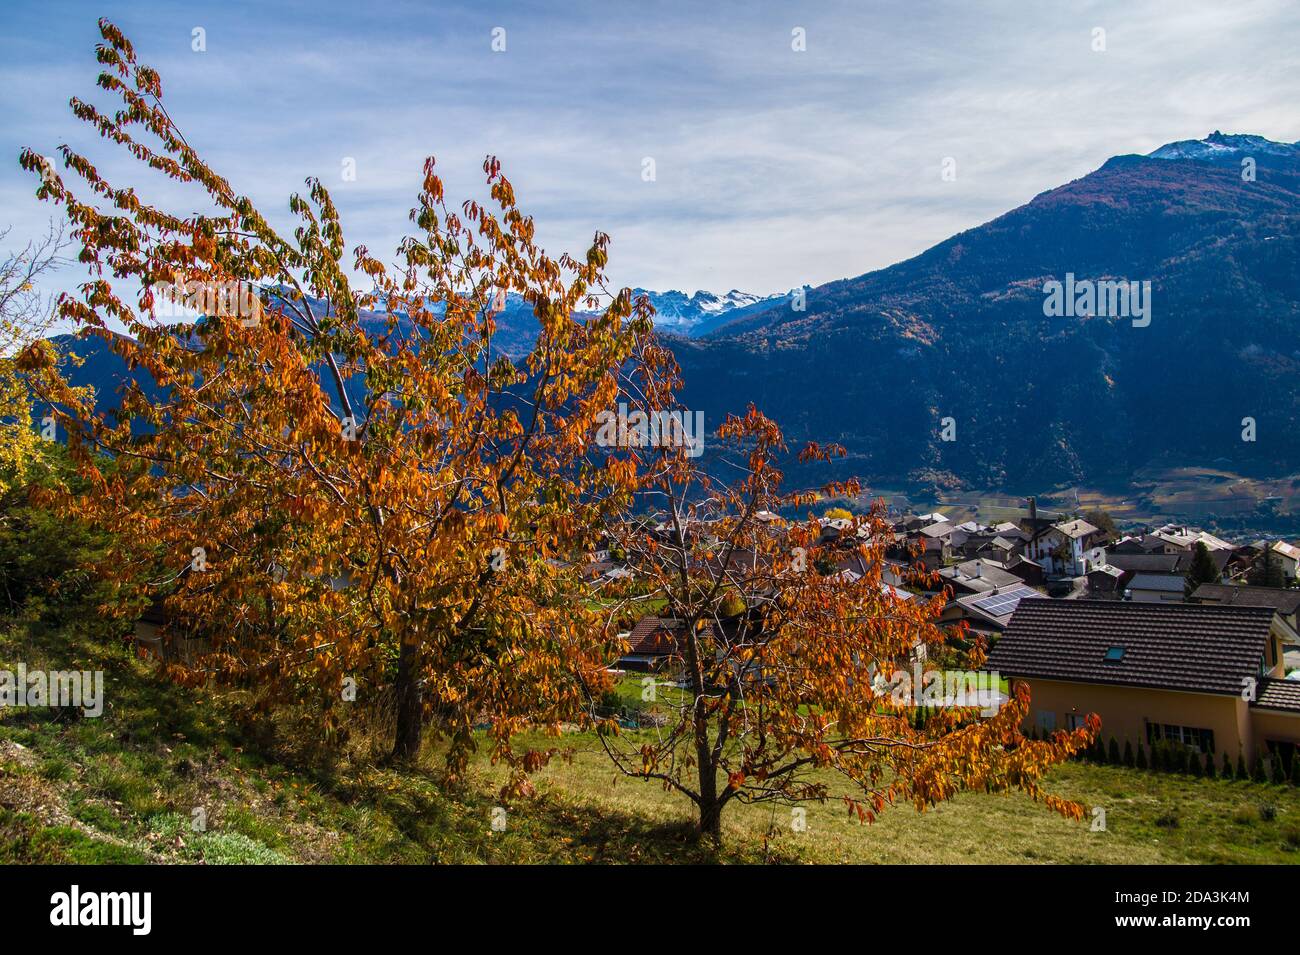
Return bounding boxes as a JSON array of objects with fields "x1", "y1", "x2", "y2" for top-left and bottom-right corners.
[{"x1": 590, "y1": 501, "x2": 1300, "y2": 779}]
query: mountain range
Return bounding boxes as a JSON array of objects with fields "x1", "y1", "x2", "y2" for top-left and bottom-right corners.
[
  {"x1": 49, "y1": 132, "x2": 1300, "y2": 497},
  {"x1": 673, "y1": 131, "x2": 1300, "y2": 492}
]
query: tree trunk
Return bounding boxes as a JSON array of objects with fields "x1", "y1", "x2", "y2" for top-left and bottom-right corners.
[
  {"x1": 697, "y1": 795, "x2": 723, "y2": 846},
  {"x1": 392, "y1": 639, "x2": 423, "y2": 761},
  {"x1": 696, "y1": 741, "x2": 723, "y2": 846}
]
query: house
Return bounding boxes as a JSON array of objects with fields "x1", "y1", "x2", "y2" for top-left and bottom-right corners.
[
  {"x1": 986, "y1": 600, "x2": 1300, "y2": 763},
  {"x1": 581, "y1": 560, "x2": 634, "y2": 583},
  {"x1": 1189, "y1": 584, "x2": 1300, "y2": 634},
  {"x1": 1025, "y1": 518, "x2": 1100, "y2": 577},
  {"x1": 1107, "y1": 551, "x2": 1189, "y2": 576},
  {"x1": 974, "y1": 535, "x2": 1020, "y2": 564},
  {"x1": 1266, "y1": 541, "x2": 1300, "y2": 581},
  {"x1": 833, "y1": 554, "x2": 912, "y2": 590},
  {"x1": 1224, "y1": 544, "x2": 1262, "y2": 582},
  {"x1": 616, "y1": 616, "x2": 711, "y2": 672},
  {"x1": 1125, "y1": 572, "x2": 1186, "y2": 603},
  {"x1": 1001, "y1": 553, "x2": 1047, "y2": 587},
  {"x1": 945, "y1": 520, "x2": 988, "y2": 550},
  {"x1": 1085, "y1": 563, "x2": 1125, "y2": 598},
  {"x1": 992, "y1": 521, "x2": 1031, "y2": 543},
  {"x1": 916, "y1": 520, "x2": 955, "y2": 561},
  {"x1": 940, "y1": 584, "x2": 1043, "y2": 635},
  {"x1": 934, "y1": 558, "x2": 1022, "y2": 596},
  {"x1": 895, "y1": 512, "x2": 947, "y2": 533},
  {"x1": 1152, "y1": 524, "x2": 1235, "y2": 553},
  {"x1": 1110, "y1": 535, "x2": 1167, "y2": 556}
]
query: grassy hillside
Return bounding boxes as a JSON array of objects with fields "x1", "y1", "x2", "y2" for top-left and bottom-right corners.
[{"x1": 3, "y1": 616, "x2": 1300, "y2": 864}]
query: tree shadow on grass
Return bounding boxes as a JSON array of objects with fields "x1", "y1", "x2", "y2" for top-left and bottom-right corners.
[{"x1": 501, "y1": 791, "x2": 800, "y2": 864}]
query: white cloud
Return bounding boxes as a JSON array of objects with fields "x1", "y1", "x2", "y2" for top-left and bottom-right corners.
[{"x1": 1, "y1": 0, "x2": 1296, "y2": 324}]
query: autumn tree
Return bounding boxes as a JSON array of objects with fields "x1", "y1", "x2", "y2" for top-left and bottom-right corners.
[
  {"x1": 0, "y1": 222, "x2": 70, "y2": 494},
  {"x1": 1082, "y1": 508, "x2": 1117, "y2": 541},
  {"x1": 588, "y1": 341, "x2": 1095, "y2": 845},
  {"x1": 19, "y1": 20, "x2": 652, "y2": 778}
]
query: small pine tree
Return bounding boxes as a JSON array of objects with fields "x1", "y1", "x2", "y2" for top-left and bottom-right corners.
[
  {"x1": 1204, "y1": 751, "x2": 1216, "y2": 779},
  {"x1": 1272, "y1": 754, "x2": 1287, "y2": 785},
  {"x1": 1253, "y1": 755, "x2": 1268, "y2": 783},
  {"x1": 1184, "y1": 541, "x2": 1219, "y2": 596},
  {"x1": 1123, "y1": 739, "x2": 1135, "y2": 768},
  {"x1": 1177, "y1": 747, "x2": 1191, "y2": 774},
  {"x1": 1135, "y1": 743, "x2": 1148, "y2": 771},
  {"x1": 1236, "y1": 753, "x2": 1248, "y2": 781},
  {"x1": 1291, "y1": 756, "x2": 1300, "y2": 788},
  {"x1": 1222, "y1": 752, "x2": 1233, "y2": 780},
  {"x1": 1190, "y1": 750, "x2": 1203, "y2": 777},
  {"x1": 1108, "y1": 736, "x2": 1121, "y2": 765}
]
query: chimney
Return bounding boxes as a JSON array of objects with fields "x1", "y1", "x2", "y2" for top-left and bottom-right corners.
[{"x1": 973, "y1": 563, "x2": 982, "y2": 578}]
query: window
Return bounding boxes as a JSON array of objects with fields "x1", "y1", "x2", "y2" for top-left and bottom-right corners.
[
  {"x1": 1104, "y1": 646, "x2": 1125, "y2": 662},
  {"x1": 1146, "y1": 721, "x2": 1215, "y2": 754},
  {"x1": 1065, "y1": 713, "x2": 1087, "y2": 731},
  {"x1": 1036, "y1": 711, "x2": 1056, "y2": 732}
]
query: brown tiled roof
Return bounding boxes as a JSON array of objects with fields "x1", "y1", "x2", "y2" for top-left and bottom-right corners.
[
  {"x1": 1253, "y1": 678, "x2": 1300, "y2": 713},
  {"x1": 624, "y1": 616, "x2": 721, "y2": 657},
  {"x1": 1190, "y1": 584, "x2": 1300, "y2": 615},
  {"x1": 626, "y1": 616, "x2": 684, "y2": 656},
  {"x1": 986, "y1": 600, "x2": 1275, "y2": 696}
]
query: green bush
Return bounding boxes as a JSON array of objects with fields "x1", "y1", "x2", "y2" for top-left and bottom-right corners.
[
  {"x1": 0, "y1": 446, "x2": 111, "y2": 618},
  {"x1": 1123, "y1": 739, "x2": 1134, "y2": 768},
  {"x1": 1107, "y1": 737, "x2": 1120, "y2": 765},
  {"x1": 1135, "y1": 744, "x2": 1148, "y2": 771}
]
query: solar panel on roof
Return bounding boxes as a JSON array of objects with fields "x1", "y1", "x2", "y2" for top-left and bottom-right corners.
[{"x1": 970, "y1": 588, "x2": 1038, "y2": 617}]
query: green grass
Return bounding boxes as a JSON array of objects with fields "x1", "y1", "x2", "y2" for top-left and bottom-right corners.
[
  {"x1": 0, "y1": 807, "x2": 153, "y2": 864},
  {"x1": 469, "y1": 728, "x2": 1300, "y2": 864},
  {"x1": 4, "y1": 617, "x2": 1300, "y2": 864}
]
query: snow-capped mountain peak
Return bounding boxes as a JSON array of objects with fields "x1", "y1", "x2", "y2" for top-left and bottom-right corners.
[
  {"x1": 629, "y1": 288, "x2": 780, "y2": 330},
  {"x1": 1148, "y1": 131, "x2": 1298, "y2": 161}
]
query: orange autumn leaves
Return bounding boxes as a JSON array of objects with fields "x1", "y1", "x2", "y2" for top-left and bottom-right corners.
[
  {"x1": 21, "y1": 19, "x2": 649, "y2": 777},
  {"x1": 592, "y1": 397, "x2": 1094, "y2": 841},
  {"x1": 19, "y1": 19, "x2": 1093, "y2": 835}
]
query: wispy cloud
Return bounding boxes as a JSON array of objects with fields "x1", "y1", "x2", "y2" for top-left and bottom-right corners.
[{"x1": 2, "y1": 0, "x2": 1297, "y2": 315}]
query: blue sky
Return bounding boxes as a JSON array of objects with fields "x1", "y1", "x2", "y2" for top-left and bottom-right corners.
[{"x1": 3, "y1": 0, "x2": 1298, "y2": 312}]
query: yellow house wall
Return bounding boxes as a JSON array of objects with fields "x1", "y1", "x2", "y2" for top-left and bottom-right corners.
[
  {"x1": 1252, "y1": 710, "x2": 1300, "y2": 748},
  {"x1": 1014, "y1": 677, "x2": 1253, "y2": 760}
]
